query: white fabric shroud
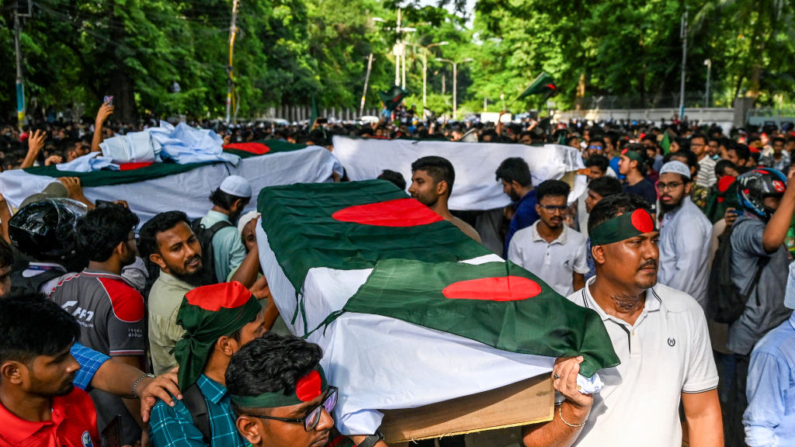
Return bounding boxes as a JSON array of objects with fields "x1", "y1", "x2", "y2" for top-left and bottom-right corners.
[
  {"x1": 332, "y1": 136, "x2": 586, "y2": 210},
  {"x1": 1, "y1": 146, "x2": 343, "y2": 225},
  {"x1": 255, "y1": 222, "x2": 603, "y2": 436}
]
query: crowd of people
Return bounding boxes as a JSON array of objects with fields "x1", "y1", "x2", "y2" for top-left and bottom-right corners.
[{"x1": 0, "y1": 101, "x2": 794, "y2": 447}]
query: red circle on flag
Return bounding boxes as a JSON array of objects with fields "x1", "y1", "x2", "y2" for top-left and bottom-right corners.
[
  {"x1": 630, "y1": 209, "x2": 654, "y2": 233},
  {"x1": 331, "y1": 198, "x2": 443, "y2": 227},
  {"x1": 295, "y1": 370, "x2": 322, "y2": 402},
  {"x1": 718, "y1": 175, "x2": 735, "y2": 193},
  {"x1": 223, "y1": 142, "x2": 270, "y2": 155},
  {"x1": 442, "y1": 276, "x2": 542, "y2": 302}
]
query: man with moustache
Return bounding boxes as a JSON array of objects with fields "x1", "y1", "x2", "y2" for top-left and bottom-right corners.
[
  {"x1": 508, "y1": 180, "x2": 588, "y2": 296},
  {"x1": 495, "y1": 157, "x2": 538, "y2": 255},
  {"x1": 656, "y1": 161, "x2": 712, "y2": 309},
  {"x1": 522, "y1": 194, "x2": 722, "y2": 447},
  {"x1": 0, "y1": 295, "x2": 100, "y2": 447},
  {"x1": 141, "y1": 211, "x2": 213, "y2": 375}
]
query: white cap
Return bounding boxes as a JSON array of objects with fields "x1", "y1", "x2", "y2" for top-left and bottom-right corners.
[
  {"x1": 659, "y1": 161, "x2": 691, "y2": 179},
  {"x1": 237, "y1": 211, "x2": 260, "y2": 237},
  {"x1": 219, "y1": 175, "x2": 252, "y2": 198}
]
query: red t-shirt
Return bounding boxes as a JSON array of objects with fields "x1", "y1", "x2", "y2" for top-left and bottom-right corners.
[{"x1": 0, "y1": 387, "x2": 100, "y2": 447}]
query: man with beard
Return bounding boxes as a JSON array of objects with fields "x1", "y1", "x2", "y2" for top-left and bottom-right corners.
[
  {"x1": 508, "y1": 180, "x2": 588, "y2": 296},
  {"x1": 522, "y1": 194, "x2": 722, "y2": 447},
  {"x1": 0, "y1": 294, "x2": 99, "y2": 447},
  {"x1": 409, "y1": 156, "x2": 481, "y2": 243},
  {"x1": 141, "y1": 211, "x2": 213, "y2": 375},
  {"x1": 48, "y1": 204, "x2": 147, "y2": 446},
  {"x1": 227, "y1": 334, "x2": 388, "y2": 447},
  {"x1": 656, "y1": 161, "x2": 712, "y2": 309},
  {"x1": 200, "y1": 176, "x2": 253, "y2": 283},
  {"x1": 496, "y1": 157, "x2": 538, "y2": 255}
]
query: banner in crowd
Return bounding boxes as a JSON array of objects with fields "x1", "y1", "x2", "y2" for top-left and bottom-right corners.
[
  {"x1": 255, "y1": 180, "x2": 618, "y2": 435},
  {"x1": 331, "y1": 136, "x2": 586, "y2": 210},
  {"x1": 0, "y1": 141, "x2": 342, "y2": 224}
]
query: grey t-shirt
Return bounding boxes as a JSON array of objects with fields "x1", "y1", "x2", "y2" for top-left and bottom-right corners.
[{"x1": 728, "y1": 215, "x2": 793, "y2": 355}]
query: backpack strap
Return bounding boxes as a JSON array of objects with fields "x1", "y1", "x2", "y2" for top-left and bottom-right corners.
[{"x1": 182, "y1": 383, "x2": 212, "y2": 444}]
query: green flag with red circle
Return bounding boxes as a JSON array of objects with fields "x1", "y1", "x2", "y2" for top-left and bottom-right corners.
[{"x1": 329, "y1": 258, "x2": 619, "y2": 378}]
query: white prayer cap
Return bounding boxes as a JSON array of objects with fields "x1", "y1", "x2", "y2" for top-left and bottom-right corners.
[
  {"x1": 659, "y1": 161, "x2": 691, "y2": 179},
  {"x1": 237, "y1": 211, "x2": 260, "y2": 237},
  {"x1": 219, "y1": 175, "x2": 252, "y2": 198}
]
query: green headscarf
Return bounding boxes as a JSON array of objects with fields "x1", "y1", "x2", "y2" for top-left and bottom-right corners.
[
  {"x1": 590, "y1": 208, "x2": 657, "y2": 246},
  {"x1": 174, "y1": 282, "x2": 262, "y2": 390}
]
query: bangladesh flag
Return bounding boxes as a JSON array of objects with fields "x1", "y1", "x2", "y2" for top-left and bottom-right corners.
[
  {"x1": 378, "y1": 86, "x2": 409, "y2": 111},
  {"x1": 325, "y1": 259, "x2": 618, "y2": 378},
  {"x1": 517, "y1": 72, "x2": 557, "y2": 100},
  {"x1": 258, "y1": 179, "x2": 491, "y2": 294}
]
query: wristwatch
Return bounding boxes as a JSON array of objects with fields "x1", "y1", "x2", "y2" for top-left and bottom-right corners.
[
  {"x1": 357, "y1": 430, "x2": 384, "y2": 447},
  {"x1": 131, "y1": 373, "x2": 156, "y2": 398}
]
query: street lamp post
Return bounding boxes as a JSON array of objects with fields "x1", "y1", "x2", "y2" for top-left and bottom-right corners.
[
  {"x1": 436, "y1": 57, "x2": 472, "y2": 119},
  {"x1": 407, "y1": 41, "x2": 448, "y2": 107},
  {"x1": 704, "y1": 59, "x2": 712, "y2": 108}
]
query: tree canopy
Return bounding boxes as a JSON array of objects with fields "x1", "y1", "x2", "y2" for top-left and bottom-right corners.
[{"x1": 2, "y1": 0, "x2": 793, "y2": 120}]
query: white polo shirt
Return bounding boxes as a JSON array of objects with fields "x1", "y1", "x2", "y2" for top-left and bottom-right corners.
[
  {"x1": 507, "y1": 221, "x2": 589, "y2": 296},
  {"x1": 566, "y1": 278, "x2": 719, "y2": 447}
]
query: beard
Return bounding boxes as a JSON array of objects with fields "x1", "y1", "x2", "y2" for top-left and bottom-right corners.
[
  {"x1": 659, "y1": 197, "x2": 683, "y2": 215},
  {"x1": 31, "y1": 371, "x2": 76, "y2": 398},
  {"x1": 172, "y1": 262, "x2": 215, "y2": 287}
]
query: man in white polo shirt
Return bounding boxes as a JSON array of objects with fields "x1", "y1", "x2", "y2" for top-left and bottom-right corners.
[
  {"x1": 508, "y1": 179, "x2": 588, "y2": 296},
  {"x1": 522, "y1": 193, "x2": 722, "y2": 447}
]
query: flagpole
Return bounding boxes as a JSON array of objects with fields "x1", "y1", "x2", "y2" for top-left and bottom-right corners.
[
  {"x1": 360, "y1": 53, "x2": 374, "y2": 117},
  {"x1": 679, "y1": 6, "x2": 688, "y2": 120}
]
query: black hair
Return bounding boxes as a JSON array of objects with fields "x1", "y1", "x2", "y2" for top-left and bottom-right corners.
[
  {"x1": 588, "y1": 193, "x2": 652, "y2": 234},
  {"x1": 772, "y1": 136, "x2": 786, "y2": 145},
  {"x1": 411, "y1": 156, "x2": 456, "y2": 196},
  {"x1": 377, "y1": 169, "x2": 407, "y2": 191},
  {"x1": 730, "y1": 143, "x2": 751, "y2": 162},
  {"x1": 209, "y1": 188, "x2": 249, "y2": 211},
  {"x1": 0, "y1": 293, "x2": 80, "y2": 365},
  {"x1": 589, "y1": 137, "x2": 606, "y2": 148},
  {"x1": 588, "y1": 176, "x2": 623, "y2": 199},
  {"x1": 536, "y1": 179, "x2": 570, "y2": 203},
  {"x1": 495, "y1": 157, "x2": 532, "y2": 187},
  {"x1": 690, "y1": 133, "x2": 708, "y2": 145},
  {"x1": 665, "y1": 150, "x2": 699, "y2": 178},
  {"x1": 226, "y1": 333, "x2": 323, "y2": 413},
  {"x1": 715, "y1": 159, "x2": 736, "y2": 178},
  {"x1": 76, "y1": 204, "x2": 140, "y2": 262},
  {"x1": 139, "y1": 210, "x2": 191, "y2": 258},
  {"x1": 0, "y1": 238, "x2": 12, "y2": 268},
  {"x1": 585, "y1": 154, "x2": 610, "y2": 173}
]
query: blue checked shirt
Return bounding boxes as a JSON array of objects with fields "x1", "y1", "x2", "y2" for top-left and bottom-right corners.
[
  {"x1": 71, "y1": 342, "x2": 110, "y2": 391},
  {"x1": 149, "y1": 374, "x2": 246, "y2": 447}
]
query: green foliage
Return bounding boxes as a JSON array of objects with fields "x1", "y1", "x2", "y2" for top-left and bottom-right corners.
[{"x1": 2, "y1": 0, "x2": 794, "y2": 120}]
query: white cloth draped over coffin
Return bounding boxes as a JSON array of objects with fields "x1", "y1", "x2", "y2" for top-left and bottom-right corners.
[{"x1": 331, "y1": 136, "x2": 586, "y2": 210}]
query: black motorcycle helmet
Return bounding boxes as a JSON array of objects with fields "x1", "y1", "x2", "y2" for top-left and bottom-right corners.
[{"x1": 8, "y1": 198, "x2": 88, "y2": 262}]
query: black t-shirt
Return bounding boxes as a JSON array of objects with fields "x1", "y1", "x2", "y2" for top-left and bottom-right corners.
[{"x1": 623, "y1": 178, "x2": 658, "y2": 211}]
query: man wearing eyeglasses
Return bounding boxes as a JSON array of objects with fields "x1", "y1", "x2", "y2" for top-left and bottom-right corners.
[
  {"x1": 508, "y1": 180, "x2": 589, "y2": 296},
  {"x1": 656, "y1": 161, "x2": 712, "y2": 310},
  {"x1": 227, "y1": 334, "x2": 388, "y2": 447},
  {"x1": 149, "y1": 282, "x2": 266, "y2": 447}
]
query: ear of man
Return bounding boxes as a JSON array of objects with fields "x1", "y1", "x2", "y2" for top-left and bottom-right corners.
[{"x1": 236, "y1": 417, "x2": 262, "y2": 445}]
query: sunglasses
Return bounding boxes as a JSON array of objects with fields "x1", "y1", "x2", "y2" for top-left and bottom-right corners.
[
  {"x1": 588, "y1": 145, "x2": 603, "y2": 150},
  {"x1": 247, "y1": 387, "x2": 338, "y2": 432}
]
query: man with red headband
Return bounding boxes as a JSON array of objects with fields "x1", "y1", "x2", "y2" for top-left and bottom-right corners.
[
  {"x1": 227, "y1": 333, "x2": 389, "y2": 447},
  {"x1": 522, "y1": 193, "x2": 722, "y2": 447},
  {"x1": 148, "y1": 282, "x2": 266, "y2": 447}
]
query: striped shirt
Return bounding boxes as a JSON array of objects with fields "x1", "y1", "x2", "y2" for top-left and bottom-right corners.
[{"x1": 149, "y1": 375, "x2": 245, "y2": 447}]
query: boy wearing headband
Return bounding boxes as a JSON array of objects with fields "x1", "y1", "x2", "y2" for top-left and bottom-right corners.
[
  {"x1": 148, "y1": 282, "x2": 266, "y2": 447},
  {"x1": 227, "y1": 334, "x2": 388, "y2": 447},
  {"x1": 523, "y1": 193, "x2": 721, "y2": 447}
]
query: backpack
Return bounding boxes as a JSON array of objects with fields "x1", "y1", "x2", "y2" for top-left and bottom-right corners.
[
  {"x1": 10, "y1": 268, "x2": 66, "y2": 295},
  {"x1": 190, "y1": 218, "x2": 233, "y2": 284},
  {"x1": 707, "y1": 220, "x2": 770, "y2": 324}
]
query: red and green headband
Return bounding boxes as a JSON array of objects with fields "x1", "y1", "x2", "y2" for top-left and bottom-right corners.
[
  {"x1": 231, "y1": 365, "x2": 329, "y2": 408},
  {"x1": 590, "y1": 209, "x2": 657, "y2": 246},
  {"x1": 621, "y1": 148, "x2": 643, "y2": 163}
]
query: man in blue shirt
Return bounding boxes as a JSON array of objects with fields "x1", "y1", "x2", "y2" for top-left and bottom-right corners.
[
  {"x1": 496, "y1": 157, "x2": 538, "y2": 257},
  {"x1": 743, "y1": 262, "x2": 795, "y2": 447}
]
